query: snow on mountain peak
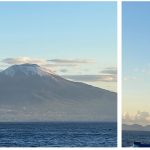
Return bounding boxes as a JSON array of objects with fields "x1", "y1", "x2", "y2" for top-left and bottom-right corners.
[{"x1": 3, "y1": 64, "x2": 54, "y2": 77}]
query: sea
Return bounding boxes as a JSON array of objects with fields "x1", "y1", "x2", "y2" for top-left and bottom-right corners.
[
  {"x1": 122, "y1": 130, "x2": 150, "y2": 147},
  {"x1": 0, "y1": 122, "x2": 117, "y2": 147}
]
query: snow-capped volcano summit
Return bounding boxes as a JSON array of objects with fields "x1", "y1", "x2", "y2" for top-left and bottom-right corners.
[
  {"x1": 0, "y1": 64, "x2": 117, "y2": 122},
  {"x1": 3, "y1": 63, "x2": 54, "y2": 77}
]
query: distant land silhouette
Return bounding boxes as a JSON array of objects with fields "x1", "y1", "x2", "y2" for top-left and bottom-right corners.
[{"x1": 123, "y1": 124, "x2": 150, "y2": 131}]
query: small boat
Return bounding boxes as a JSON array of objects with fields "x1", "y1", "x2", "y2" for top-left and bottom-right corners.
[{"x1": 133, "y1": 142, "x2": 150, "y2": 147}]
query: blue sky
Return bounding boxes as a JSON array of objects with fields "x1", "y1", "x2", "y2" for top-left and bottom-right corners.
[
  {"x1": 0, "y1": 2, "x2": 117, "y2": 91},
  {"x1": 123, "y1": 2, "x2": 150, "y2": 125}
]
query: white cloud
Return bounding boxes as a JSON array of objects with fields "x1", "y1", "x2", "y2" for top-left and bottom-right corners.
[
  {"x1": 133, "y1": 64, "x2": 150, "y2": 75},
  {"x1": 123, "y1": 76, "x2": 137, "y2": 81},
  {"x1": 123, "y1": 111, "x2": 150, "y2": 125}
]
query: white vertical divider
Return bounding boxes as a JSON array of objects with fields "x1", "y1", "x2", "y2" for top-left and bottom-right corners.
[{"x1": 117, "y1": 0, "x2": 122, "y2": 148}]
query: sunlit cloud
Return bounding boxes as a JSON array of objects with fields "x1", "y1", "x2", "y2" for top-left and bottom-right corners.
[
  {"x1": 123, "y1": 111, "x2": 150, "y2": 125},
  {"x1": 1, "y1": 57, "x2": 82, "y2": 73},
  {"x1": 2, "y1": 57, "x2": 93, "y2": 69},
  {"x1": 63, "y1": 74, "x2": 116, "y2": 82},
  {"x1": 2, "y1": 57, "x2": 46, "y2": 65}
]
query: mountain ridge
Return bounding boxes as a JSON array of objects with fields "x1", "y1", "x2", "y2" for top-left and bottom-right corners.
[{"x1": 123, "y1": 124, "x2": 150, "y2": 131}]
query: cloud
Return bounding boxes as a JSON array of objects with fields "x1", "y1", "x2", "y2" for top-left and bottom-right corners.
[
  {"x1": 44, "y1": 63, "x2": 78, "y2": 67},
  {"x1": 48, "y1": 59, "x2": 95, "y2": 64},
  {"x1": 1, "y1": 57, "x2": 117, "y2": 83},
  {"x1": 132, "y1": 65, "x2": 150, "y2": 75},
  {"x1": 2, "y1": 57, "x2": 46, "y2": 65},
  {"x1": 1, "y1": 57, "x2": 79, "y2": 71},
  {"x1": 2, "y1": 57, "x2": 92, "y2": 68},
  {"x1": 101, "y1": 67, "x2": 117, "y2": 75},
  {"x1": 60, "y1": 69, "x2": 68, "y2": 73},
  {"x1": 123, "y1": 111, "x2": 150, "y2": 125},
  {"x1": 1, "y1": 57, "x2": 59, "y2": 72},
  {"x1": 62, "y1": 74, "x2": 116, "y2": 82},
  {"x1": 123, "y1": 76, "x2": 137, "y2": 81},
  {"x1": 1, "y1": 57, "x2": 97, "y2": 74}
]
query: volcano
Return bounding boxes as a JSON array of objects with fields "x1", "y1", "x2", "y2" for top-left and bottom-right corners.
[{"x1": 0, "y1": 64, "x2": 117, "y2": 122}]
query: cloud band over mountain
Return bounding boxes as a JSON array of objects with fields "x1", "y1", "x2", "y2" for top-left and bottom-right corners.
[
  {"x1": 63, "y1": 74, "x2": 116, "y2": 82},
  {"x1": 0, "y1": 57, "x2": 117, "y2": 91}
]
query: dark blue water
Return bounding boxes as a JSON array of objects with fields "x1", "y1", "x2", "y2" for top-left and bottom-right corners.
[
  {"x1": 122, "y1": 130, "x2": 150, "y2": 147},
  {"x1": 0, "y1": 122, "x2": 117, "y2": 147}
]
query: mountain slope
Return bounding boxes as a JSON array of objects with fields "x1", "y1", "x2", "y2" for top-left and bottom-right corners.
[{"x1": 0, "y1": 64, "x2": 117, "y2": 122}]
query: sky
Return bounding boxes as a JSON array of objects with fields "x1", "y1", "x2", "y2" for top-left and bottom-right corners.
[
  {"x1": 123, "y1": 2, "x2": 150, "y2": 125},
  {"x1": 0, "y1": 2, "x2": 117, "y2": 92}
]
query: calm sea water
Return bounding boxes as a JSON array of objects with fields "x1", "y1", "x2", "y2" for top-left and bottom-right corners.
[
  {"x1": 0, "y1": 122, "x2": 117, "y2": 147},
  {"x1": 122, "y1": 130, "x2": 150, "y2": 147}
]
